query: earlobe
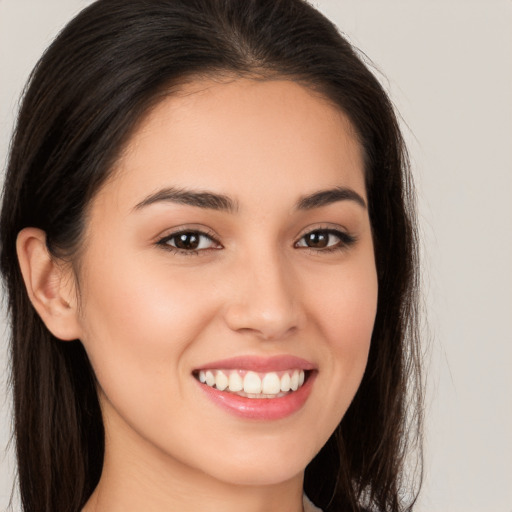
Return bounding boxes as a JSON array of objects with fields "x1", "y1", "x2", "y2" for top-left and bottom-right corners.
[{"x1": 16, "y1": 227, "x2": 82, "y2": 341}]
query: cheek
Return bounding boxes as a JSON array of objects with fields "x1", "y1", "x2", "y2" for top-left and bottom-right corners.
[
  {"x1": 305, "y1": 254, "x2": 378, "y2": 420},
  {"x1": 312, "y1": 255, "x2": 378, "y2": 351},
  {"x1": 76, "y1": 253, "x2": 220, "y2": 395}
]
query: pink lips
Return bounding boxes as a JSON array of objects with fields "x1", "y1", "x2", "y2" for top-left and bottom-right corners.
[
  {"x1": 194, "y1": 355, "x2": 316, "y2": 420},
  {"x1": 195, "y1": 355, "x2": 316, "y2": 373}
]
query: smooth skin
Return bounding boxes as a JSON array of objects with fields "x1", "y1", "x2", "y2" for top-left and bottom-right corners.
[{"x1": 17, "y1": 78, "x2": 378, "y2": 512}]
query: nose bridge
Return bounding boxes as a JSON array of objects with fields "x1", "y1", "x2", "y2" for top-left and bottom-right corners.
[{"x1": 224, "y1": 244, "x2": 300, "y2": 340}]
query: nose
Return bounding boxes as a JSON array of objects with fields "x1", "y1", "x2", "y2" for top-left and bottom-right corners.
[{"x1": 223, "y1": 250, "x2": 303, "y2": 341}]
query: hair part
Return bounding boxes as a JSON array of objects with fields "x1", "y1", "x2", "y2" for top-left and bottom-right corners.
[{"x1": 0, "y1": 1, "x2": 423, "y2": 511}]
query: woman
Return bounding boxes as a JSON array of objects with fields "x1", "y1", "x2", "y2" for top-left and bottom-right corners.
[{"x1": 0, "y1": 1, "x2": 423, "y2": 511}]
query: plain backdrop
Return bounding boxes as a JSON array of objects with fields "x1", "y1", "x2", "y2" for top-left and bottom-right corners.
[{"x1": 1, "y1": 1, "x2": 511, "y2": 511}]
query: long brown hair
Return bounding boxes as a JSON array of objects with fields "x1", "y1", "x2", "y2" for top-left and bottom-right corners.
[{"x1": 0, "y1": 1, "x2": 423, "y2": 511}]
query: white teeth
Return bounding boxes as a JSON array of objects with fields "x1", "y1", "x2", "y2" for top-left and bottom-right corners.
[
  {"x1": 243, "y1": 371, "x2": 262, "y2": 394},
  {"x1": 205, "y1": 370, "x2": 215, "y2": 387},
  {"x1": 228, "y1": 372, "x2": 243, "y2": 392},
  {"x1": 215, "y1": 371, "x2": 228, "y2": 391},
  {"x1": 280, "y1": 373, "x2": 291, "y2": 392},
  {"x1": 262, "y1": 372, "x2": 281, "y2": 394},
  {"x1": 197, "y1": 369, "x2": 308, "y2": 397},
  {"x1": 290, "y1": 370, "x2": 299, "y2": 391}
]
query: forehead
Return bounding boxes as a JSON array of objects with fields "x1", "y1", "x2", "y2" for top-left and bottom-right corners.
[{"x1": 99, "y1": 78, "x2": 366, "y2": 211}]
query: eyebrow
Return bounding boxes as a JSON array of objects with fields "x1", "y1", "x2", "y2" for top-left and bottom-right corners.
[
  {"x1": 133, "y1": 187, "x2": 238, "y2": 212},
  {"x1": 133, "y1": 185, "x2": 366, "y2": 213},
  {"x1": 296, "y1": 187, "x2": 367, "y2": 210}
]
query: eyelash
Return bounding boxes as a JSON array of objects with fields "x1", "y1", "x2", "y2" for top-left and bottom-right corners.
[
  {"x1": 294, "y1": 228, "x2": 357, "y2": 253},
  {"x1": 156, "y1": 228, "x2": 221, "y2": 256},
  {"x1": 156, "y1": 227, "x2": 356, "y2": 255}
]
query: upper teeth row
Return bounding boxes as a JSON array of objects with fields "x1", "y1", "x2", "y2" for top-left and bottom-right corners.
[{"x1": 198, "y1": 369, "x2": 306, "y2": 395}]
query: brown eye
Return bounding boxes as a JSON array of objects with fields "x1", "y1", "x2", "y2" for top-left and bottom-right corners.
[
  {"x1": 174, "y1": 232, "x2": 201, "y2": 250},
  {"x1": 295, "y1": 229, "x2": 356, "y2": 251},
  {"x1": 159, "y1": 230, "x2": 219, "y2": 252},
  {"x1": 302, "y1": 231, "x2": 329, "y2": 248}
]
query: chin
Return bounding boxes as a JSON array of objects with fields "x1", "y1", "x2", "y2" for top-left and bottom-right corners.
[
  {"x1": 209, "y1": 462, "x2": 304, "y2": 487},
  {"x1": 193, "y1": 437, "x2": 316, "y2": 487}
]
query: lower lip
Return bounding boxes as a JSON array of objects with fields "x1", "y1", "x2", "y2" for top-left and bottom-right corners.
[{"x1": 196, "y1": 373, "x2": 316, "y2": 420}]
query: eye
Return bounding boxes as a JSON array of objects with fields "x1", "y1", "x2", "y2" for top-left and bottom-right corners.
[
  {"x1": 295, "y1": 229, "x2": 355, "y2": 251},
  {"x1": 157, "y1": 230, "x2": 221, "y2": 253}
]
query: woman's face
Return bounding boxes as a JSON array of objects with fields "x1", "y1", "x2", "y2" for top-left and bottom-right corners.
[{"x1": 74, "y1": 78, "x2": 378, "y2": 487}]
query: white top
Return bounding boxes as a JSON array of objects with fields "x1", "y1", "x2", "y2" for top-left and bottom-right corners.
[{"x1": 303, "y1": 494, "x2": 323, "y2": 512}]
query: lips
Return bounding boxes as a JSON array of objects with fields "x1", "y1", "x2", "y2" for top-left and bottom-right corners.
[{"x1": 193, "y1": 355, "x2": 316, "y2": 420}]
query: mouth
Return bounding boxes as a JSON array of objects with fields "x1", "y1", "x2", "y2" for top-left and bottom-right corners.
[
  {"x1": 193, "y1": 368, "x2": 309, "y2": 398},
  {"x1": 193, "y1": 356, "x2": 316, "y2": 420}
]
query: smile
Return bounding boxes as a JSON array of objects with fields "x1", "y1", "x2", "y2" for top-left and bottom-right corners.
[
  {"x1": 193, "y1": 356, "x2": 316, "y2": 420},
  {"x1": 196, "y1": 369, "x2": 307, "y2": 398}
]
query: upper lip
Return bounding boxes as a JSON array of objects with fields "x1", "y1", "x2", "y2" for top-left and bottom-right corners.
[{"x1": 194, "y1": 355, "x2": 316, "y2": 373}]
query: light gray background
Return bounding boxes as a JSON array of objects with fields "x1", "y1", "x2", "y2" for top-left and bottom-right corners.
[{"x1": 1, "y1": 1, "x2": 511, "y2": 511}]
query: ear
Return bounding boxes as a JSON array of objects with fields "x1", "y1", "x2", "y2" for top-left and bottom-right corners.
[{"x1": 16, "y1": 227, "x2": 82, "y2": 341}]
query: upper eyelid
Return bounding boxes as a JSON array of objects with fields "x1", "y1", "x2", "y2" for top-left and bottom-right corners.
[
  {"x1": 294, "y1": 223, "x2": 351, "y2": 240},
  {"x1": 156, "y1": 225, "x2": 220, "y2": 242},
  {"x1": 296, "y1": 228, "x2": 353, "y2": 242}
]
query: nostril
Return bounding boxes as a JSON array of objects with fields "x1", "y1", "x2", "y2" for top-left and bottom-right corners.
[{"x1": 223, "y1": 304, "x2": 301, "y2": 341}]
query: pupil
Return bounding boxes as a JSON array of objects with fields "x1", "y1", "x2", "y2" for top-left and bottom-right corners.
[
  {"x1": 176, "y1": 232, "x2": 199, "y2": 250},
  {"x1": 307, "y1": 232, "x2": 328, "y2": 248}
]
